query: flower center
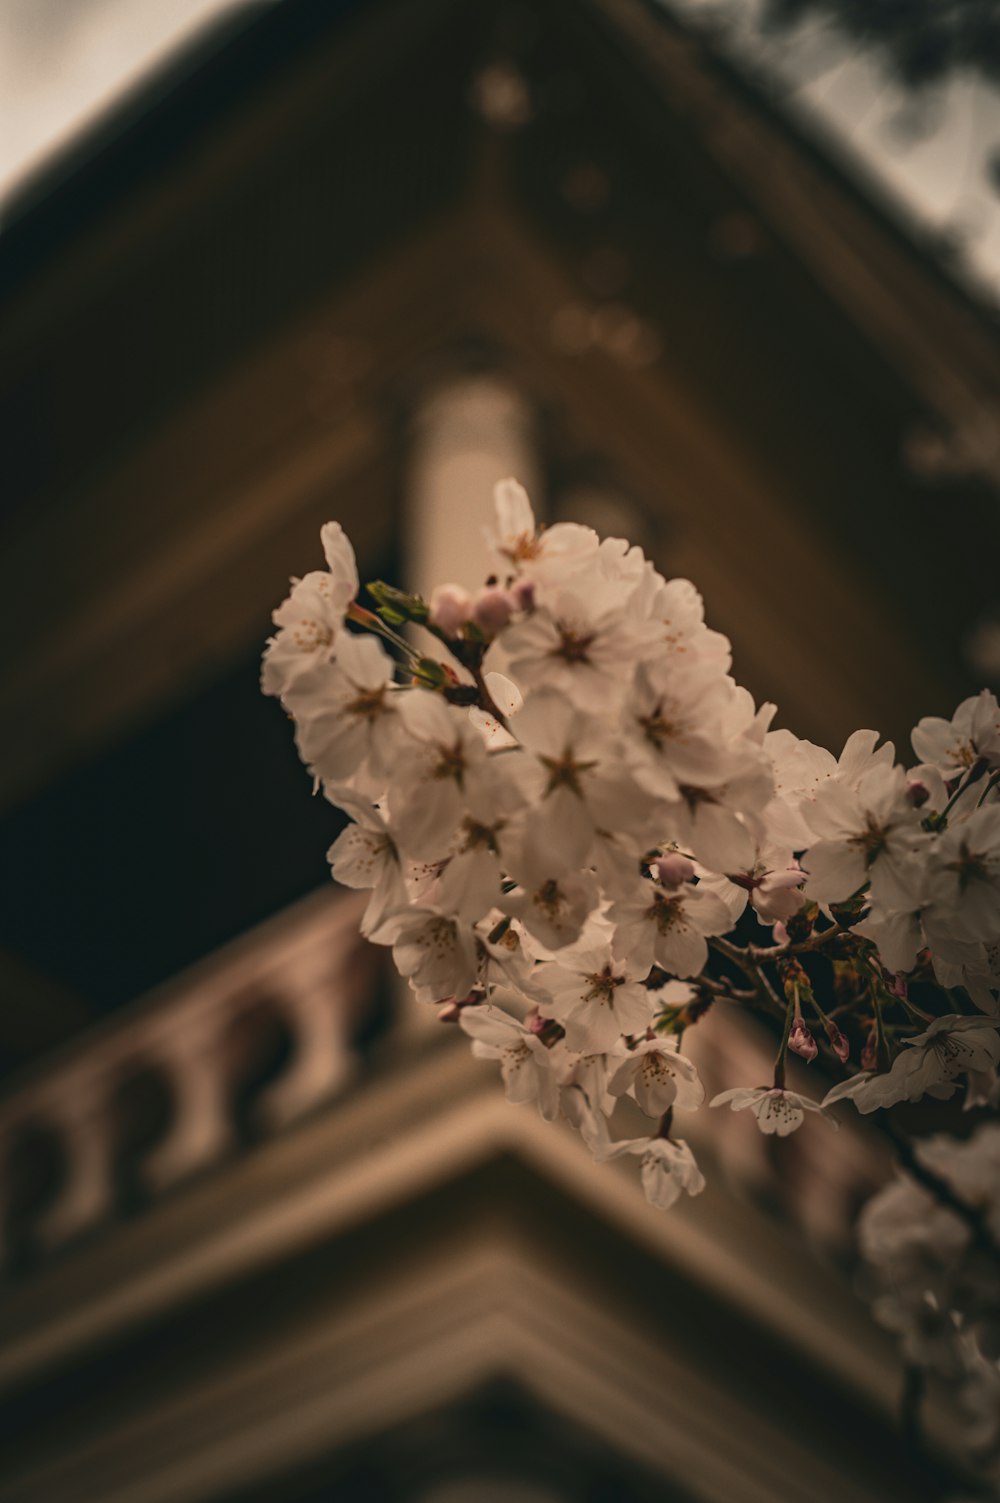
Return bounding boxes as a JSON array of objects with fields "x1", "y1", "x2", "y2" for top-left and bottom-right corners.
[
  {"x1": 649, "y1": 890, "x2": 682, "y2": 934},
  {"x1": 552, "y1": 625, "x2": 596, "y2": 664},
  {"x1": 291, "y1": 618, "x2": 333, "y2": 650},
  {"x1": 461, "y1": 816, "x2": 501, "y2": 854},
  {"x1": 946, "y1": 842, "x2": 990, "y2": 891},
  {"x1": 507, "y1": 532, "x2": 541, "y2": 562},
  {"x1": 433, "y1": 742, "x2": 467, "y2": 784},
  {"x1": 346, "y1": 685, "x2": 387, "y2": 719},
  {"x1": 532, "y1": 880, "x2": 566, "y2": 919},
  {"x1": 583, "y1": 965, "x2": 625, "y2": 1006},
  {"x1": 849, "y1": 816, "x2": 887, "y2": 865},
  {"x1": 678, "y1": 784, "x2": 716, "y2": 812},
  {"x1": 639, "y1": 705, "x2": 677, "y2": 749},
  {"x1": 539, "y1": 751, "x2": 597, "y2": 797}
]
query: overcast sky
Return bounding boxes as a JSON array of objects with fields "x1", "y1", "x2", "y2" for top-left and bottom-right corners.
[
  {"x1": 670, "y1": 0, "x2": 1000, "y2": 304},
  {"x1": 0, "y1": 0, "x2": 267, "y2": 206},
  {"x1": 3, "y1": 0, "x2": 1000, "y2": 304}
]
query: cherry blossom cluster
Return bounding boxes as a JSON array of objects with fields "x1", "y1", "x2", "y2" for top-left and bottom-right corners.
[
  {"x1": 264, "y1": 479, "x2": 1000, "y2": 1485},
  {"x1": 858, "y1": 1125, "x2": 1000, "y2": 1496},
  {"x1": 262, "y1": 480, "x2": 999, "y2": 1190}
]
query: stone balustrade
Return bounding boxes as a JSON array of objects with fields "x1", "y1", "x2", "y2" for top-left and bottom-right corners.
[
  {"x1": 0, "y1": 876, "x2": 883, "y2": 1278},
  {"x1": 0, "y1": 886, "x2": 379, "y2": 1271}
]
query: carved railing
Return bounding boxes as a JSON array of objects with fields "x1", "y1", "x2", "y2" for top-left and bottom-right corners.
[
  {"x1": 0, "y1": 887, "x2": 380, "y2": 1270},
  {"x1": 0, "y1": 877, "x2": 884, "y2": 1277}
]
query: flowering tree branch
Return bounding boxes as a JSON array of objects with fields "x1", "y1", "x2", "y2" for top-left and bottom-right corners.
[{"x1": 263, "y1": 486, "x2": 1000, "y2": 1495}]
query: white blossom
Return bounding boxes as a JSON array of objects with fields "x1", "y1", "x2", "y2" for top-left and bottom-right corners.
[
  {"x1": 261, "y1": 523, "x2": 358, "y2": 697},
  {"x1": 924, "y1": 804, "x2": 1000, "y2": 947},
  {"x1": 387, "y1": 689, "x2": 496, "y2": 860},
  {"x1": 267, "y1": 498, "x2": 1000, "y2": 1491},
  {"x1": 911, "y1": 690, "x2": 1000, "y2": 779},
  {"x1": 710, "y1": 1085, "x2": 834, "y2": 1136},
  {"x1": 533, "y1": 945, "x2": 654, "y2": 1053},
  {"x1": 602, "y1": 1133, "x2": 706, "y2": 1208},
  {"x1": 459, "y1": 1003, "x2": 560, "y2": 1119},
  {"x1": 607, "y1": 878, "x2": 732, "y2": 978},
  {"x1": 487, "y1": 477, "x2": 599, "y2": 583},
  {"x1": 637, "y1": 1137, "x2": 705, "y2": 1207},
  {"x1": 370, "y1": 903, "x2": 479, "y2": 1003},
  {"x1": 492, "y1": 584, "x2": 660, "y2": 713},
  {"x1": 291, "y1": 632, "x2": 402, "y2": 788},
  {"x1": 823, "y1": 1016, "x2": 1000, "y2": 1113},
  {"x1": 801, "y1": 763, "x2": 927, "y2": 909},
  {"x1": 325, "y1": 793, "x2": 405, "y2": 937},
  {"x1": 268, "y1": 503, "x2": 1000, "y2": 1278},
  {"x1": 608, "y1": 1037, "x2": 705, "y2": 1116}
]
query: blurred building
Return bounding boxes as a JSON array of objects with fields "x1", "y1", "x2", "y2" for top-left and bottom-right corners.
[{"x1": 1, "y1": 0, "x2": 999, "y2": 1498}]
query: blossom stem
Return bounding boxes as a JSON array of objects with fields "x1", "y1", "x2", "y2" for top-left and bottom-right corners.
[
  {"x1": 708, "y1": 937, "x2": 785, "y2": 1020},
  {"x1": 773, "y1": 1000, "x2": 795, "y2": 1090},
  {"x1": 871, "y1": 991, "x2": 890, "y2": 1070},
  {"x1": 865, "y1": 955, "x2": 934, "y2": 1024},
  {"x1": 751, "y1": 921, "x2": 850, "y2": 962},
  {"x1": 976, "y1": 769, "x2": 1000, "y2": 807},
  {"x1": 347, "y1": 601, "x2": 420, "y2": 662},
  {"x1": 694, "y1": 974, "x2": 755, "y2": 1002},
  {"x1": 927, "y1": 758, "x2": 988, "y2": 829}
]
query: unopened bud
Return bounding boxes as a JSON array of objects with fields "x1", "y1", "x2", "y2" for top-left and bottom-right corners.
[
  {"x1": 472, "y1": 585, "x2": 515, "y2": 634},
  {"x1": 438, "y1": 989, "x2": 481, "y2": 1022},
  {"x1": 528, "y1": 1012, "x2": 566, "y2": 1047},
  {"x1": 826, "y1": 1021, "x2": 850, "y2": 1063},
  {"x1": 367, "y1": 579, "x2": 429, "y2": 625},
  {"x1": 429, "y1": 583, "x2": 473, "y2": 635},
  {"x1": 788, "y1": 1018, "x2": 818, "y2": 1062},
  {"x1": 860, "y1": 1031, "x2": 878, "y2": 1072},
  {"x1": 906, "y1": 778, "x2": 930, "y2": 809},
  {"x1": 413, "y1": 656, "x2": 448, "y2": 689},
  {"x1": 510, "y1": 578, "x2": 536, "y2": 611},
  {"x1": 656, "y1": 853, "x2": 695, "y2": 888}
]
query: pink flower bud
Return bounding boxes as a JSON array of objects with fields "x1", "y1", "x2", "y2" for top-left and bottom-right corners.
[
  {"x1": 656, "y1": 853, "x2": 696, "y2": 888},
  {"x1": 789, "y1": 1018, "x2": 818, "y2": 1062},
  {"x1": 826, "y1": 1022, "x2": 850, "y2": 1063},
  {"x1": 429, "y1": 583, "x2": 473, "y2": 635},
  {"x1": 438, "y1": 990, "x2": 480, "y2": 1021},
  {"x1": 906, "y1": 778, "x2": 930, "y2": 808},
  {"x1": 860, "y1": 1031, "x2": 878, "y2": 1072},
  {"x1": 472, "y1": 585, "x2": 515, "y2": 634},
  {"x1": 510, "y1": 578, "x2": 536, "y2": 611},
  {"x1": 771, "y1": 921, "x2": 790, "y2": 945},
  {"x1": 887, "y1": 973, "x2": 908, "y2": 1001}
]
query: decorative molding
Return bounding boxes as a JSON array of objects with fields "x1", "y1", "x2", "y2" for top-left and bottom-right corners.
[{"x1": 0, "y1": 887, "x2": 372, "y2": 1263}]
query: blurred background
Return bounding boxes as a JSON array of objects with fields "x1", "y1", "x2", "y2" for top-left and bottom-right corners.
[{"x1": 1, "y1": 1, "x2": 999, "y2": 1499}]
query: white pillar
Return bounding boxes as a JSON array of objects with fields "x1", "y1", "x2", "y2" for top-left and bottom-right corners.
[
  {"x1": 398, "y1": 375, "x2": 542, "y2": 1037},
  {"x1": 406, "y1": 375, "x2": 541, "y2": 599}
]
